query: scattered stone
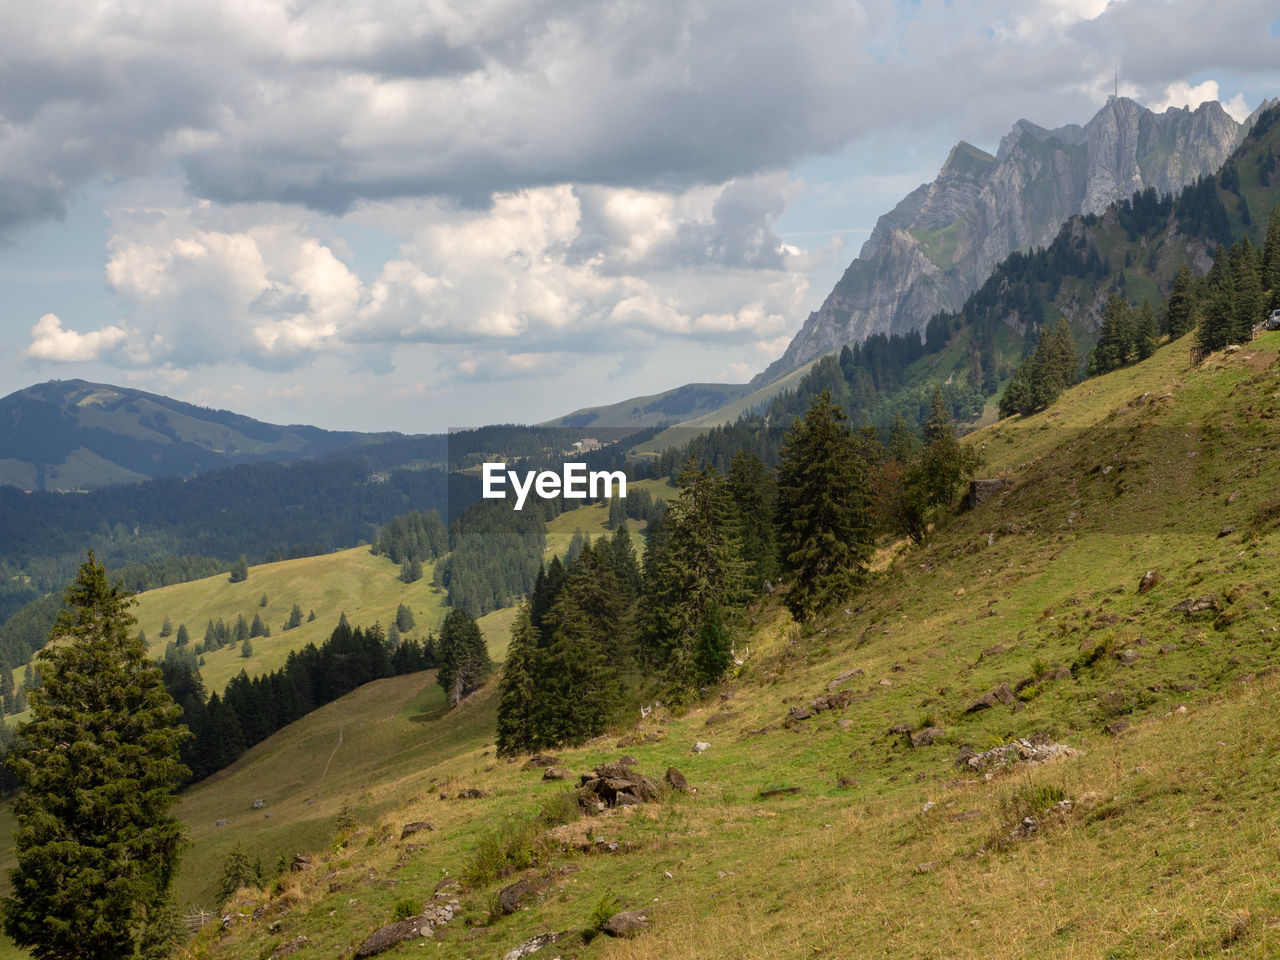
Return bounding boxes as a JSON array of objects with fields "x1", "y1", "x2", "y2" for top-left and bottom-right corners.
[
  {"x1": 498, "y1": 876, "x2": 551, "y2": 915},
  {"x1": 353, "y1": 917, "x2": 435, "y2": 956},
  {"x1": 618, "y1": 755, "x2": 638, "y2": 766},
  {"x1": 878, "y1": 678, "x2": 893, "y2": 687},
  {"x1": 1117, "y1": 648, "x2": 1141, "y2": 666},
  {"x1": 969, "y1": 478, "x2": 1010, "y2": 506},
  {"x1": 956, "y1": 734, "x2": 1080, "y2": 773},
  {"x1": 1172, "y1": 596, "x2": 1220, "y2": 615},
  {"x1": 888, "y1": 722, "x2": 912, "y2": 736},
  {"x1": 252, "y1": 799, "x2": 265, "y2": 809},
  {"x1": 1174, "y1": 705, "x2": 1188, "y2": 715},
  {"x1": 979, "y1": 644, "x2": 1005, "y2": 659},
  {"x1": 215, "y1": 819, "x2": 230, "y2": 826},
  {"x1": 289, "y1": 855, "x2": 311, "y2": 873},
  {"x1": 501, "y1": 932, "x2": 567, "y2": 960},
  {"x1": 542, "y1": 767, "x2": 571, "y2": 781},
  {"x1": 1104, "y1": 720, "x2": 1130, "y2": 736},
  {"x1": 827, "y1": 668, "x2": 864, "y2": 691},
  {"x1": 601, "y1": 909, "x2": 650, "y2": 938},
  {"x1": 664, "y1": 766, "x2": 690, "y2": 793},
  {"x1": 1138, "y1": 570, "x2": 1160, "y2": 594},
  {"x1": 909, "y1": 726, "x2": 945, "y2": 748},
  {"x1": 915, "y1": 861, "x2": 943, "y2": 874},
  {"x1": 964, "y1": 682, "x2": 1015, "y2": 713},
  {"x1": 705, "y1": 710, "x2": 737, "y2": 726},
  {"x1": 787, "y1": 704, "x2": 812, "y2": 721},
  {"x1": 268, "y1": 937, "x2": 308, "y2": 959},
  {"x1": 399, "y1": 821, "x2": 433, "y2": 841},
  {"x1": 757, "y1": 786, "x2": 803, "y2": 799},
  {"x1": 577, "y1": 762, "x2": 660, "y2": 808},
  {"x1": 1218, "y1": 525, "x2": 1236, "y2": 539},
  {"x1": 808, "y1": 690, "x2": 853, "y2": 713},
  {"x1": 836, "y1": 776, "x2": 859, "y2": 789},
  {"x1": 837, "y1": 718, "x2": 854, "y2": 729},
  {"x1": 692, "y1": 741, "x2": 710, "y2": 753},
  {"x1": 524, "y1": 754, "x2": 562, "y2": 768}
]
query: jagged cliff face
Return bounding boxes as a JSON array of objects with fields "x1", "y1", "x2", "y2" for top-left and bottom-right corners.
[{"x1": 754, "y1": 98, "x2": 1245, "y2": 387}]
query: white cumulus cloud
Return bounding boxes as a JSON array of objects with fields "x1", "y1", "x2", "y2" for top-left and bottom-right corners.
[{"x1": 26, "y1": 314, "x2": 127, "y2": 363}]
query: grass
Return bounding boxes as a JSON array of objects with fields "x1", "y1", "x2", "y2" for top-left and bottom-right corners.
[{"x1": 175, "y1": 333, "x2": 1280, "y2": 959}]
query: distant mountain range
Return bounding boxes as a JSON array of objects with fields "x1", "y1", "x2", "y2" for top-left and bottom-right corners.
[{"x1": 0, "y1": 379, "x2": 403, "y2": 491}]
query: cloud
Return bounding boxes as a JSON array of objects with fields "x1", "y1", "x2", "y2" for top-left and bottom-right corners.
[
  {"x1": 30, "y1": 175, "x2": 813, "y2": 381},
  {"x1": 2, "y1": 0, "x2": 1277, "y2": 233},
  {"x1": 25, "y1": 314, "x2": 126, "y2": 362},
  {"x1": 1150, "y1": 79, "x2": 1250, "y2": 120}
]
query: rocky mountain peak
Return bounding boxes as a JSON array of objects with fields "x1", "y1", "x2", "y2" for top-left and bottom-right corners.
[{"x1": 752, "y1": 97, "x2": 1245, "y2": 388}]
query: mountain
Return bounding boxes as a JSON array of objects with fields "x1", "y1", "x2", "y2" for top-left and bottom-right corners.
[
  {"x1": 543, "y1": 381, "x2": 754, "y2": 430},
  {"x1": 0, "y1": 379, "x2": 399, "y2": 491},
  {"x1": 754, "y1": 97, "x2": 1261, "y2": 386}
]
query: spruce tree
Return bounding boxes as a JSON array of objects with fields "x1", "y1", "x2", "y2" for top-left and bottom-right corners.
[
  {"x1": 229, "y1": 556, "x2": 249, "y2": 583},
  {"x1": 1134, "y1": 300, "x2": 1159, "y2": 359},
  {"x1": 159, "y1": 616, "x2": 173, "y2": 638},
  {"x1": 495, "y1": 608, "x2": 542, "y2": 756},
  {"x1": 727, "y1": 449, "x2": 779, "y2": 590},
  {"x1": 1264, "y1": 202, "x2": 1280, "y2": 296},
  {"x1": 775, "y1": 392, "x2": 872, "y2": 622},
  {"x1": 395, "y1": 603, "x2": 415, "y2": 633},
  {"x1": 1164, "y1": 265, "x2": 1196, "y2": 339},
  {"x1": 436, "y1": 610, "x2": 490, "y2": 705},
  {"x1": 2, "y1": 553, "x2": 188, "y2": 960}
]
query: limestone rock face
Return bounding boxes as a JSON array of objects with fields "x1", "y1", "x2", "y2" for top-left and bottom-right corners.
[{"x1": 755, "y1": 98, "x2": 1252, "y2": 386}]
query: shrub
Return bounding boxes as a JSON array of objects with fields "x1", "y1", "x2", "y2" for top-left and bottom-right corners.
[
  {"x1": 392, "y1": 898, "x2": 419, "y2": 922},
  {"x1": 463, "y1": 818, "x2": 538, "y2": 886}
]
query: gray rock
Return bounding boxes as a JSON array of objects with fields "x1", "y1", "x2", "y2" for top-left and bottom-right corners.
[
  {"x1": 498, "y1": 876, "x2": 549, "y2": 915},
  {"x1": 542, "y1": 767, "x2": 570, "y2": 781},
  {"x1": 501, "y1": 932, "x2": 565, "y2": 960},
  {"x1": 787, "y1": 705, "x2": 812, "y2": 721},
  {"x1": 664, "y1": 766, "x2": 690, "y2": 793},
  {"x1": 692, "y1": 741, "x2": 710, "y2": 753},
  {"x1": 909, "y1": 726, "x2": 945, "y2": 748},
  {"x1": 353, "y1": 917, "x2": 433, "y2": 956},
  {"x1": 601, "y1": 909, "x2": 650, "y2": 938},
  {"x1": 964, "y1": 682, "x2": 1015, "y2": 713},
  {"x1": 399, "y1": 821, "x2": 433, "y2": 841},
  {"x1": 1138, "y1": 570, "x2": 1159, "y2": 594}
]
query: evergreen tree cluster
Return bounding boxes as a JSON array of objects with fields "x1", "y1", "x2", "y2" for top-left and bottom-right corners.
[
  {"x1": 436, "y1": 609, "x2": 490, "y2": 704},
  {"x1": 371, "y1": 510, "x2": 448, "y2": 564},
  {"x1": 1195, "y1": 231, "x2": 1276, "y2": 353},
  {"x1": 164, "y1": 616, "x2": 437, "y2": 782},
  {"x1": 1089, "y1": 295, "x2": 1159, "y2": 375},
  {"x1": 436, "y1": 500, "x2": 547, "y2": 617},
  {"x1": 997, "y1": 319, "x2": 1081, "y2": 417}
]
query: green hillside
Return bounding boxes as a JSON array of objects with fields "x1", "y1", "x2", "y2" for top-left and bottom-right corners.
[{"x1": 174, "y1": 331, "x2": 1280, "y2": 959}]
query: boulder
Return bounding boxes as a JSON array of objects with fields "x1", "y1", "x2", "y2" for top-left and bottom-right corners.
[
  {"x1": 664, "y1": 766, "x2": 690, "y2": 793},
  {"x1": 289, "y1": 854, "x2": 311, "y2": 873},
  {"x1": 354, "y1": 917, "x2": 434, "y2": 956},
  {"x1": 957, "y1": 735, "x2": 1079, "y2": 773},
  {"x1": 542, "y1": 767, "x2": 570, "y2": 781},
  {"x1": 601, "y1": 909, "x2": 650, "y2": 938},
  {"x1": 692, "y1": 741, "x2": 710, "y2": 753},
  {"x1": 827, "y1": 668, "x2": 864, "y2": 691},
  {"x1": 964, "y1": 683, "x2": 1015, "y2": 713},
  {"x1": 757, "y1": 786, "x2": 803, "y2": 799},
  {"x1": 909, "y1": 726, "x2": 945, "y2": 748},
  {"x1": 578, "y1": 762, "x2": 659, "y2": 807},
  {"x1": 524, "y1": 754, "x2": 561, "y2": 768},
  {"x1": 1138, "y1": 570, "x2": 1160, "y2": 594},
  {"x1": 1172, "y1": 596, "x2": 1219, "y2": 615},
  {"x1": 399, "y1": 821, "x2": 433, "y2": 841},
  {"x1": 498, "y1": 876, "x2": 550, "y2": 915},
  {"x1": 808, "y1": 690, "x2": 852, "y2": 713},
  {"x1": 501, "y1": 932, "x2": 566, "y2": 960},
  {"x1": 787, "y1": 705, "x2": 812, "y2": 721}
]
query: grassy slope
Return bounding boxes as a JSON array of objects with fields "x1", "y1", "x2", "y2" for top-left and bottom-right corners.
[{"x1": 189, "y1": 332, "x2": 1280, "y2": 960}]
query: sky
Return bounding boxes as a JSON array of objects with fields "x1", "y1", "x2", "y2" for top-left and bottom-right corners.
[{"x1": 3, "y1": 1, "x2": 1280, "y2": 434}]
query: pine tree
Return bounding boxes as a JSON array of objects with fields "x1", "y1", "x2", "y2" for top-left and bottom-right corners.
[
  {"x1": 159, "y1": 616, "x2": 173, "y2": 637},
  {"x1": 284, "y1": 603, "x2": 303, "y2": 631},
  {"x1": 229, "y1": 555, "x2": 249, "y2": 583},
  {"x1": 395, "y1": 603, "x2": 415, "y2": 633},
  {"x1": 1090, "y1": 294, "x2": 1133, "y2": 374},
  {"x1": 775, "y1": 392, "x2": 872, "y2": 622},
  {"x1": 234, "y1": 613, "x2": 249, "y2": 644},
  {"x1": 436, "y1": 610, "x2": 490, "y2": 705},
  {"x1": 249, "y1": 613, "x2": 266, "y2": 638},
  {"x1": 240, "y1": 638, "x2": 253, "y2": 658},
  {"x1": 1230, "y1": 237, "x2": 1264, "y2": 343},
  {"x1": 259, "y1": 593, "x2": 269, "y2": 608},
  {"x1": 307, "y1": 609, "x2": 316, "y2": 622},
  {"x1": 495, "y1": 608, "x2": 542, "y2": 756},
  {"x1": 1264, "y1": 202, "x2": 1280, "y2": 296},
  {"x1": 175, "y1": 623, "x2": 190, "y2": 647},
  {"x1": 727, "y1": 450, "x2": 779, "y2": 590},
  {"x1": 1164, "y1": 264, "x2": 1197, "y2": 339},
  {"x1": 2, "y1": 553, "x2": 188, "y2": 960},
  {"x1": 1134, "y1": 300, "x2": 1159, "y2": 359},
  {"x1": 538, "y1": 590, "x2": 618, "y2": 745}
]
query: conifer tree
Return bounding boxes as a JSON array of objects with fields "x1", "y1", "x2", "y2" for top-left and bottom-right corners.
[
  {"x1": 436, "y1": 610, "x2": 490, "y2": 705},
  {"x1": 1164, "y1": 264, "x2": 1197, "y2": 339},
  {"x1": 284, "y1": 603, "x2": 303, "y2": 631},
  {"x1": 240, "y1": 638, "x2": 253, "y2": 658},
  {"x1": 395, "y1": 603, "x2": 415, "y2": 633},
  {"x1": 495, "y1": 608, "x2": 542, "y2": 756},
  {"x1": 229, "y1": 555, "x2": 249, "y2": 583},
  {"x1": 727, "y1": 450, "x2": 779, "y2": 589},
  {"x1": 175, "y1": 623, "x2": 190, "y2": 647},
  {"x1": 259, "y1": 593, "x2": 269, "y2": 607},
  {"x1": 159, "y1": 616, "x2": 173, "y2": 637},
  {"x1": 775, "y1": 392, "x2": 872, "y2": 622},
  {"x1": 1134, "y1": 300, "x2": 1159, "y2": 359},
  {"x1": 1090, "y1": 294, "x2": 1133, "y2": 374},
  {"x1": 249, "y1": 613, "x2": 266, "y2": 638},
  {"x1": 1264, "y1": 202, "x2": 1280, "y2": 296},
  {"x1": 538, "y1": 587, "x2": 619, "y2": 744},
  {"x1": 2, "y1": 553, "x2": 188, "y2": 960}
]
